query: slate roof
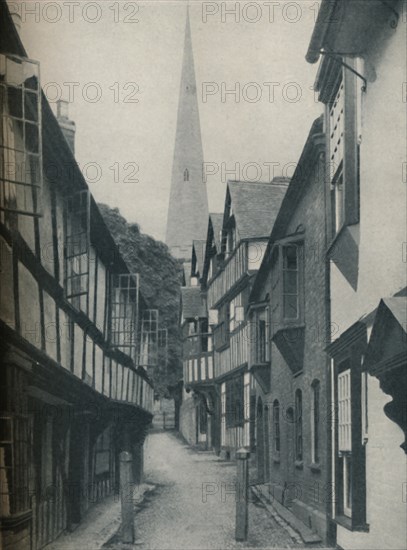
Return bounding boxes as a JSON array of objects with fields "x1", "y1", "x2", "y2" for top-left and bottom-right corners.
[
  {"x1": 181, "y1": 286, "x2": 207, "y2": 319},
  {"x1": 227, "y1": 178, "x2": 290, "y2": 240}
]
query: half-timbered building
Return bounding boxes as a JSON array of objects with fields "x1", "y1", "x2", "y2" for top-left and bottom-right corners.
[
  {"x1": 202, "y1": 179, "x2": 289, "y2": 458},
  {"x1": 0, "y1": 5, "x2": 156, "y2": 549},
  {"x1": 179, "y1": 239, "x2": 215, "y2": 448},
  {"x1": 306, "y1": 1, "x2": 407, "y2": 548}
]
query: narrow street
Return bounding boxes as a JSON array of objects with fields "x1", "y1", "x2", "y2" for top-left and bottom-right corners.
[{"x1": 123, "y1": 431, "x2": 303, "y2": 549}]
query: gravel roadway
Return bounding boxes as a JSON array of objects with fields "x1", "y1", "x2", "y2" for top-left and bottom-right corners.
[{"x1": 131, "y1": 431, "x2": 303, "y2": 550}]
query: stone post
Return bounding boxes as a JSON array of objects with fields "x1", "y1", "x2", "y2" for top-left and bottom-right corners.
[
  {"x1": 119, "y1": 451, "x2": 134, "y2": 544},
  {"x1": 235, "y1": 448, "x2": 250, "y2": 541}
]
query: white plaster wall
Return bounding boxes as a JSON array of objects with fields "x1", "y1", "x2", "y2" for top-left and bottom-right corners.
[{"x1": 332, "y1": 20, "x2": 407, "y2": 550}]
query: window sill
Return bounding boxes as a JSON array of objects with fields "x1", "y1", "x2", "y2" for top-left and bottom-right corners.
[
  {"x1": 294, "y1": 460, "x2": 303, "y2": 470},
  {"x1": 309, "y1": 462, "x2": 321, "y2": 473},
  {"x1": 327, "y1": 221, "x2": 359, "y2": 260},
  {"x1": 334, "y1": 515, "x2": 369, "y2": 533}
]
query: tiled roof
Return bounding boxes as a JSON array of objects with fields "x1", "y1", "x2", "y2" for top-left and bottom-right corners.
[
  {"x1": 228, "y1": 178, "x2": 289, "y2": 240},
  {"x1": 181, "y1": 286, "x2": 207, "y2": 319}
]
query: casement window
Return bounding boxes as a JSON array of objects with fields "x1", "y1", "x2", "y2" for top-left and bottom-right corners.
[
  {"x1": 64, "y1": 189, "x2": 90, "y2": 314},
  {"x1": 225, "y1": 374, "x2": 244, "y2": 429},
  {"x1": 139, "y1": 309, "x2": 159, "y2": 367},
  {"x1": 229, "y1": 293, "x2": 243, "y2": 333},
  {"x1": 243, "y1": 372, "x2": 251, "y2": 447},
  {"x1": 254, "y1": 307, "x2": 270, "y2": 363},
  {"x1": 331, "y1": 344, "x2": 367, "y2": 531},
  {"x1": 110, "y1": 274, "x2": 139, "y2": 360},
  {"x1": 283, "y1": 246, "x2": 300, "y2": 320},
  {"x1": 327, "y1": 59, "x2": 364, "y2": 237},
  {"x1": 183, "y1": 168, "x2": 189, "y2": 182},
  {"x1": 0, "y1": 367, "x2": 30, "y2": 515},
  {"x1": 295, "y1": 389, "x2": 303, "y2": 461},
  {"x1": 311, "y1": 380, "x2": 320, "y2": 464},
  {"x1": 0, "y1": 54, "x2": 42, "y2": 225},
  {"x1": 214, "y1": 304, "x2": 229, "y2": 349},
  {"x1": 338, "y1": 366, "x2": 352, "y2": 517},
  {"x1": 94, "y1": 426, "x2": 111, "y2": 476},
  {"x1": 200, "y1": 318, "x2": 209, "y2": 352},
  {"x1": 273, "y1": 399, "x2": 280, "y2": 453},
  {"x1": 271, "y1": 241, "x2": 304, "y2": 328}
]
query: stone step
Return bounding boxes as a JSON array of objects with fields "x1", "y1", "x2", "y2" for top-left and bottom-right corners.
[{"x1": 251, "y1": 484, "x2": 322, "y2": 545}]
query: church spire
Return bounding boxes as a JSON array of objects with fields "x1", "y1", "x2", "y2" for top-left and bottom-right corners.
[{"x1": 165, "y1": 6, "x2": 209, "y2": 260}]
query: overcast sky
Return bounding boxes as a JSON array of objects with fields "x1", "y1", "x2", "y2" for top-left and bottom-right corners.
[{"x1": 11, "y1": 0, "x2": 322, "y2": 241}]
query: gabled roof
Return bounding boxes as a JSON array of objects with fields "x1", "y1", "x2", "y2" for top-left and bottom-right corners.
[
  {"x1": 250, "y1": 117, "x2": 324, "y2": 303},
  {"x1": 226, "y1": 178, "x2": 289, "y2": 241},
  {"x1": 181, "y1": 286, "x2": 207, "y2": 319},
  {"x1": 192, "y1": 240, "x2": 206, "y2": 276},
  {"x1": 210, "y1": 213, "x2": 224, "y2": 251}
]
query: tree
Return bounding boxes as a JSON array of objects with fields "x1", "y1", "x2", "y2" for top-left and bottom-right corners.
[{"x1": 98, "y1": 203, "x2": 183, "y2": 397}]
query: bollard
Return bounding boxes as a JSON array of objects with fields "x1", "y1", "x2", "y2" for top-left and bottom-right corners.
[
  {"x1": 235, "y1": 448, "x2": 250, "y2": 542},
  {"x1": 120, "y1": 451, "x2": 135, "y2": 544}
]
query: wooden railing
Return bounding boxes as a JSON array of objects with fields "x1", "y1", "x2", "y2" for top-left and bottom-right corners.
[
  {"x1": 215, "y1": 323, "x2": 249, "y2": 379},
  {"x1": 207, "y1": 243, "x2": 247, "y2": 308}
]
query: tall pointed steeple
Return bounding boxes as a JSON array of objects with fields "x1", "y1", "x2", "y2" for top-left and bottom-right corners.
[{"x1": 165, "y1": 6, "x2": 209, "y2": 260}]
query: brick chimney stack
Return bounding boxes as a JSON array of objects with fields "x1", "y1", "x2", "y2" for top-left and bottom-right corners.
[{"x1": 56, "y1": 100, "x2": 76, "y2": 155}]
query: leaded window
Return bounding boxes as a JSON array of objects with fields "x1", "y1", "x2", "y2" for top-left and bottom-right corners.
[
  {"x1": 110, "y1": 273, "x2": 139, "y2": 361},
  {"x1": 64, "y1": 189, "x2": 90, "y2": 313},
  {"x1": 0, "y1": 54, "x2": 42, "y2": 224}
]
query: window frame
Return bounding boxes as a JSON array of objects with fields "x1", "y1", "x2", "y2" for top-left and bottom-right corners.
[
  {"x1": 326, "y1": 57, "x2": 364, "y2": 240},
  {"x1": 311, "y1": 379, "x2": 320, "y2": 465},
  {"x1": 330, "y1": 330, "x2": 368, "y2": 532},
  {"x1": 273, "y1": 399, "x2": 280, "y2": 454},
  {"x1": 295, "y1": 389, "x2": 303, "y2": 462},
  {"x1": 225, "y1": 374, "x2": 244, "y2": 429},
  {"x1": 270, "y1": 238, "x2": 304, "y2": 332}
]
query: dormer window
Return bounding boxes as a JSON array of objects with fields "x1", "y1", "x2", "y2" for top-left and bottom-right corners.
[{"x1": 184, "y1": 169, "x2": 189, "y2": 182}]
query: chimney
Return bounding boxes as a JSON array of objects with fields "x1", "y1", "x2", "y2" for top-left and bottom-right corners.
[{"x1": 56, "y1": 99, "x2": 76, "y2": 155}]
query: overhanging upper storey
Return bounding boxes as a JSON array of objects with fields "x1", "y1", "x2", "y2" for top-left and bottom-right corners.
[
  {"x1": 206, "y1": 179, "x2": 289, "y2": 310},
  {"x1": 306, "y1": 0, "x2": 400, "y2": 66}
]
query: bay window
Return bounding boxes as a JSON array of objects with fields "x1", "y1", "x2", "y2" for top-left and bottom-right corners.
[
  {"x1": 109, "y1": 273, "x2": 139, "y2": 361},
  {"x1": 64, "y1": 190, "x2": 90, "y2": 313},
  {"x1": 0, "y1": 54, "x2": 42, "y2": 225},
  {"x1": 271, "y1": 240, "x2": 304, "y2": 328},
  {"x1": 327, "y1": 58, "x2": 364, "y2": 238}
]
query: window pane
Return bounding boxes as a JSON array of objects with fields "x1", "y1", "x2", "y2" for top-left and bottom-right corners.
[
  {"x1": 283, "y1": 295, "x2": 298, "y2": 319},
  {"x1": 7, "y1": 86, "x2": 22, "y2": 118},
  {"x1": 25, "y1": 122, "x2": 39, "y2": 153},
  {"x1": 23, "y1": 61, "x2": 39, "y2": 90},
  {"x1": 6, "y1": 57, "x2": 24, "y2": 87},
  {"x1": 283, "y1": 246, "x2": 297, "y2": 269},
  {"x1": 24, "y1": 91, "x2": 38, "y2": 122},
  {"x1": 283, "y1": 270, "x2": 297, "y2": 294}
]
